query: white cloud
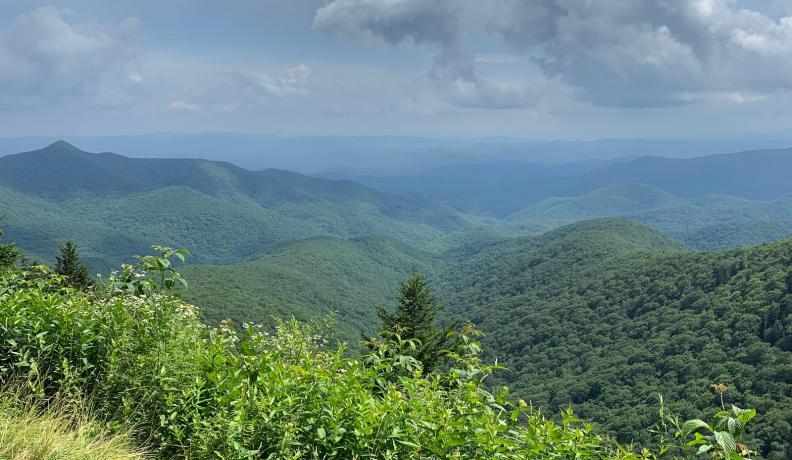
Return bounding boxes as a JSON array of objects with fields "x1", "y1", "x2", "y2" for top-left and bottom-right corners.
[
  {"x1": 314, "y1": 0, "x2": 459, "y2": 47},
  {"x1": 314, "y1": 0, "x2": 792, "y2": 108},
  {"x1": 0, "y1": 6, "x2": 141, "y2": 110},
  {"x1": 233, "y1": 63, "x2": 312, "y2": 98},
  {"x1": 169, "y1": 100, "x2": 201, "y2": 112}
]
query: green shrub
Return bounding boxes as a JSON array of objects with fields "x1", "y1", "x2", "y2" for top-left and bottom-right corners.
[{"x1": 0, "y1": 263, "x2": 637, "y2": 459}]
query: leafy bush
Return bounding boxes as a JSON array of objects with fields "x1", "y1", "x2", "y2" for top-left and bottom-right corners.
[
  {"x1": 651, "y1": 388, "x2": 758, "y2": 460},
  {"x1": 0, "y1": 228, "x2": 20, "y2": 270},
  {"x1": 0, "y1": 261, "x2": 638, "y2": 459}
]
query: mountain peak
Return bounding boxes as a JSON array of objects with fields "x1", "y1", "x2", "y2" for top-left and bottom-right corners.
[{"x1": 45, "y1": 140, "x2": 82, "y2": 152}]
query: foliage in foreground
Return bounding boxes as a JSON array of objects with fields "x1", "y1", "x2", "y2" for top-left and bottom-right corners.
[
  {"x1": 0, "y1": 264, "x2": 635, "y2": 459},
  {"x1": 0, "y1": 244, "x2": 764, "y2": 459},
  {"x1": 0, "y1": 228, "x2": 19, "y2": 270}
]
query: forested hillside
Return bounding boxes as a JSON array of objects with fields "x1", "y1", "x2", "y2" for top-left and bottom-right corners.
[
  {"x1": 176, "y1": 217, "x2": 792, "y2": 457},
  {"x1": 442, "y1": 219, "x2": 792, "y2": 458},
  {"x1": 0, "y1": 142, "x2": 474, "y2": 269},
  {"x1": 2, "y1": 141, "x2": 792, "y2": 458},
  {"x1": 506, "y1": 185, "x2": 792, "y2": 250},
  {"x1": 183, "y1": 235, "x2": 440, "y2": 342},
  {"x1": 3, "y1": 143, "x2": 792, "y2": 272}
]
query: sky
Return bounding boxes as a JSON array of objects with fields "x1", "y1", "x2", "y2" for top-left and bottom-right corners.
[{"x1": 1, "y1": 0, "x2": 791, "y2": 139}]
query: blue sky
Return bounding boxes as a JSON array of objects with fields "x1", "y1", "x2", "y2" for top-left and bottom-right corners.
[{"x1": 1, "y1": 0, "x2": 791, "y2": 138}]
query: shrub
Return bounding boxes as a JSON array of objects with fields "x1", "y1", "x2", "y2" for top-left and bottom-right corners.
[{"x1": 0, "y1": 262, "x2": 636, "y2": 459}]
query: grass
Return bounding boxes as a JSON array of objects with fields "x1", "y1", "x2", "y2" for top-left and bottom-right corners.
[{"x1": 0, "y1": 394, "x2": 146, "y2": 460}]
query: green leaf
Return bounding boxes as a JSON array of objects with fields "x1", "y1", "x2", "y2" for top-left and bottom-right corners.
[
  {"x1": 317, "y1": 427, "x2": 326, "y2": 439},
  {"x1": 682, "y1": 419, "x2": 711, "y2": 436},
  {"x1": 714, "y1": 431, "x2": 737, "y2": 455},
  {"x1": 697, "y1": 445, "x2": 713, "y2": 454},
  {"x1": 727, "y1": 417, "x2": 742, "y2": 435},
  {"x1": 397, "y1": 440, "x2": 420, "y2": 448},
  {"x1": 734, "y1": 406, "x2": 756, "y2": 425}
]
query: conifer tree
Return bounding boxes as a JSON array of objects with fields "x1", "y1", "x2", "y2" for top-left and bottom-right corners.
[
  {"x1": 55, "y1": 241, "x2": 93, "y2": 290},
  {"x1": 0, "y1": 228, "x2": 20, "y2": 270},
  {"x1": 373, "y1": 272, "x2": 453, "y2": 374}
]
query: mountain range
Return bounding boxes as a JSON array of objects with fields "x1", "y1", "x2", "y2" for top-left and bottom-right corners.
[
  {"x1": 338, "y1": 147, "x2": 792, "y2": 217},
  {"x1": 0, "y1": 141, "x2": 473, "y2": 269},
  {"x1": 2, "y1": 140, "x2": 792, "y2": 457}
]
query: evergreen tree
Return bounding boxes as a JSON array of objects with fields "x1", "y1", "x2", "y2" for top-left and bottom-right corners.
[
  {"x1": 55, "y1": 241, "x2": 93, "y2": 290},
  {"x1": 373, "y1": 272, "x2": 452, "y2": 375},
  {"x1": 0, "y1": 228, "x2": 20, "y2": 270}
]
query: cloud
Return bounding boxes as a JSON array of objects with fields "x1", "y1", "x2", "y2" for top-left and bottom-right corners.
[
  {"x1": 314, "y1": 0, "x2": 548, "y2": 109},
  {"x1": 489, "y1": 0, "x2": 792, "y2": 106},
  {"x1": 152, "y1": 59, "x2": 311, "y2": 114},
  {"x1": 0, "y1": 6, "x2": 142, "y2": 110},
  {"x1": 314, "y1": 0, "x2": 792, "y2": 108},
  {"x1": 314, "y1": 0, "x2": 459, "y2": 47},
  {"x1": 169, "y1": 100, "x2": 201, "y2": 112},
  {"x1": 232, "y1": 64, "x2": 312, "y2": 98}
]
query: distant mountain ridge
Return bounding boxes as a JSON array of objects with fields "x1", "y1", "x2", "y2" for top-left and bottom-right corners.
[
  {"x1": 341, "y1": 147, "x2": 792, "y2": 217},
  {"x1": 4, "y1": 133, "x2": 792, "y2": 175},
  {"x1": 577, "y1": 148, "x2": 792, "y2": 200},
  {"x1": 506, "y1": 184, "x2": 792, "y2": 250},
  {"x1": 0, "y1": 141, "x2": 476, "y2": 268},
  {"x1": 507, "y1": 184, "x2": 682, "y2": 222}
]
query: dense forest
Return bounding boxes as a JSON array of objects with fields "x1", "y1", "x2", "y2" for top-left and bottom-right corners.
[
  {"x1": 183, "y1": 236, "x2": 439, "y2": 342},
  {"x1": 442, "y1": 219, "x2": 792, "y2": 458},
  {"x1": 0, "y1": 240, "x2": 660, "y2": 458},
  {"x1": 0, "y1": 142, "x2": 473, "y2": 270}
]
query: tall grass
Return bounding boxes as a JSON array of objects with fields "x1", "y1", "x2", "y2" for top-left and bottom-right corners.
[{"x1": 0, "y1": 393, "x2": 146, "y2": 460}]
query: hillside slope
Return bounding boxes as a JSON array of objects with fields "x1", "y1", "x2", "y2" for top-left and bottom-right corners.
[
  {"x1": 183, "y1": 236, "x2": 440, "y2": 342},
  {"x1": 507, "y1": 184, "x2": 682, "y2": 224},
  {"x1": 0, "y1": 142, "x2": 475, "y2": 267},
  {"x1": 442, "y1": 219, "x2": 792, "y2": 458},
  {"x1": 507, "y1": 185, "x2": 792, "y2": 250}
]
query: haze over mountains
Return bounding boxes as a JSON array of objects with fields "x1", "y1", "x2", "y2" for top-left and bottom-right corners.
[{"x1": 3, "y1": 132, "x2": 792, "y2": 175}]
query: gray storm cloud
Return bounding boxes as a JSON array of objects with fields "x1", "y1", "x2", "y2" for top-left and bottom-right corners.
[
  {"x1": 314, "y1": 0, "x2": 546, "y2": 108},
  {"x1": 490, "y1": 0, "x2": 792, "y2": 106},
  {"x1": 315, "y1": 0, "x2": 792, "y2": 108}
]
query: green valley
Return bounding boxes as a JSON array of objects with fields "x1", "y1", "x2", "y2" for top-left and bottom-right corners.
[{"x1": 183, "y1": 235, "x2": 441, "y2": 343}]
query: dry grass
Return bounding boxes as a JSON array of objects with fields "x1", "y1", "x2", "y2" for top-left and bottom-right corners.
[{"x1": 0, "y1": 395, "x2": 147, "y2": 460}]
